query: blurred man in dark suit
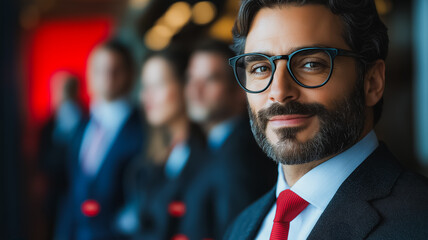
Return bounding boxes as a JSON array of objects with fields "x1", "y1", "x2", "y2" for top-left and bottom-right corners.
[
  {"x1": 55, "y1": 40, "x2": 144, "y2": 240},
  {"x1": 224, "y1": 0, "x2": 428, "y2": 239},
  {"x1": 38, "y1": 72, "x2": 84, "y2": 239},
  {"x1": 176, "y1": 39, "x2": 276, "y2": 240}
]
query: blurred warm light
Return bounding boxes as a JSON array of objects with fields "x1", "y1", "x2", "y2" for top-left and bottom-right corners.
[
  {"x1": 129, "y1": 0, "x2": 150, "y2": 9},
  {"x1": 156, "y1": 16, "x2": 181, "y2": 33},
  {"x1": 192, "y1": 1, "x2": 217, "y2": 25},
  {"x1": 144, "y1": 1, "x2": 193, "y2": 50},
  {"x1": 152, "y1": 24, "x2": 174, "y2": 38},
  {"x1": 20, "y1": 5, "x2": 41, "y2": 30},
  {"x1": 375, "y1": 0, "x2": 393, "y2": 15},
  {"x1": 164, "y1": 2, "x2": 192, "y2": 28},
  {"x1": 209, "y1": 16, "x2": 235, "y2": 41},
  {"x1": 225, "y1": 0, "x2": 240, "y2": 14},
  {"x1": 144, "y1": 27, "x2": 171, "y2": 51}
]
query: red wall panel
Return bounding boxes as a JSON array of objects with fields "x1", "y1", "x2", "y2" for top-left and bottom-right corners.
[{"x1": 27, "y1": 17, "x2": 113, "y2": 125}]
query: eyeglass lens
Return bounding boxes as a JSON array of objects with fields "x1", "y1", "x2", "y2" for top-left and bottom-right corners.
[{"x1": 234, "y1": 49, "x2": 333, "y2": 92}]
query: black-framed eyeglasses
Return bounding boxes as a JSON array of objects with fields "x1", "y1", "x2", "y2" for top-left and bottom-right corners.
[{"x1": 228, "y1": 47, "x2": 362, "y2": 93}]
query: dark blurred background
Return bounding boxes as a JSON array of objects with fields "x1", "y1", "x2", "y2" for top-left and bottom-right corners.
[{"x1": 1, "y1": 0, "x2": 427, "y2": 239}]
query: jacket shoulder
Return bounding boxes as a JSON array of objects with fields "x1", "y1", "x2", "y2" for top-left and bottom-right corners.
[{"x1": 224, "y1": 187, "x2": 276, "y2": 240}]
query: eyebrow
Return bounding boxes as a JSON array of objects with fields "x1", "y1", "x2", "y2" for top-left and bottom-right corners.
[
  {"x1": 249, "y1": 44, "x2": 332, "y2": 56},
  {"x1": 244, "y1": 54, "x2": 270, "y2": 62}
]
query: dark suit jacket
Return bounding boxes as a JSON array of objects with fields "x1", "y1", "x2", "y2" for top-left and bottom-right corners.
[
  {"x1": 175, "y1": 116, "x2": 277, "y2": 240},
  {"x1": 224, "y1": 143, "x2": 428, "y2": 240},
  {"x1": 56, "y1": 108, "x2": 145, "y2": 240},
  {"x1": 135, "y1": 125, "x2": 208, "y2": 240}
]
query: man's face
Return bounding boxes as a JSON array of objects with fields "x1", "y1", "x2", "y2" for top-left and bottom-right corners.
[
  {"x1": 245, "y1": 5, "x2": 367, "y2": 165},
  {"x1": 185, "y1": 52, "x2": 238, "y2": 124},
  {"x1": 88, "y1": 48, "x2": 131, "y2": 101}
]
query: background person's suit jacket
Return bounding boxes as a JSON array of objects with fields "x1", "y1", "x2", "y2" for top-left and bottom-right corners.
[
  {"x1": 135, "y1": 125, "x2": 208, "y2": 240},
  {"x1": 175, "y1": 116, "x2": 277, "y2": 240},
  {"x1": 55, "y1": 108, "x2": 145, "y2": 240}
]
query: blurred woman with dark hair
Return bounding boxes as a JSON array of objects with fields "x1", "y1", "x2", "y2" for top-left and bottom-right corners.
[{"x1": 116, "y1": 46, "x2": 206, "y2": 240}]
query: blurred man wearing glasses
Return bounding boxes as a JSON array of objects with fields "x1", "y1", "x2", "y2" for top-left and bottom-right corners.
[{"x1": 224, "y1": 0, "x2": 428, "y2": 239}]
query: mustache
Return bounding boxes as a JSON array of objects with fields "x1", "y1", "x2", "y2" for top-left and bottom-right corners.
[{"x1": 255, "y1": 101, "x2": 328, "y2": 130}]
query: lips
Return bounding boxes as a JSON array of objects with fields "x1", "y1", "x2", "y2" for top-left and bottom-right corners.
[{"x1": 268, "y1": 114, "x2": 314, "y2": 127}]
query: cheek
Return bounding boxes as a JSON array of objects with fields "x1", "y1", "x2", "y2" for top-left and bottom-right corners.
[
  {"x1": 247, "y1": 92, "x2": 267, "y2": 114},
  {"x1": 144, "y1": 88, "x2": 167, "y2": 121},
  {"x1": 204, "y1": 83, "x2": 221, "y2": 101},
  {"x1": 323, "y1": 63, "x2": 357, "y2": 102},
  {"x1": 151, "y1": 87, "x2": 183, "y2": 124},
  {"x1": 207, "y1": 83, "x2": 234, "y2": 107},
  {"x1": 164, "y1": 88, "x2": 183, "y2": 113},
  {"x1": 112, "y1": 73, "x2": 129, "y2": 90}
]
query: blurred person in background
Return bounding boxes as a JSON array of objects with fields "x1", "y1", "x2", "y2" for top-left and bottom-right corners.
[
  {"x1": 55, "y1": 40, "x2": 145, "y2": 240},
  {"x1": 178, "y1": 39, "x2": 277, "y2": 239},
  {"x1": 38, "y1": 72, "x2": 84, "y2": 239},
  {"x1": 118, "y1": 46, "x2": 207, "y2": 240}
]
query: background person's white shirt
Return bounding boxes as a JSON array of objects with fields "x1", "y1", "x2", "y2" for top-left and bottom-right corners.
[
  {"x1": 207, "y1": 117, "x2": 240, "y2": 151},
  {"x1": 79, "y1": 98, "x2": 132, "y2": 177},
  {"x1": 256, "y1": 131, "x2": 379, "y2": 240}
]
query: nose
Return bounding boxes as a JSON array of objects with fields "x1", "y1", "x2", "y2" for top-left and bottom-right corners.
[{"x1": 267, "y1": 61, "x2": 299, "y2": 103}]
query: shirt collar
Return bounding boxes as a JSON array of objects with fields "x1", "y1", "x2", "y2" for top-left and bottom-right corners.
[
  {"x1": 276, "y1": 130, "x2": 379, "y2": 210},
  {"x1": 164, "y1": 142, "x2": 191, "y2": 180},
  {"x1": 90, "y1": 98, "x2": 132, "y2": 130},
  {"x1": 207, "y1": 116, "x2": 240, "y2": 150}
]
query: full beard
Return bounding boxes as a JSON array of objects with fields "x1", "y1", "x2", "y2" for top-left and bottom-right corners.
[{"x1": 248, "y1": 85, "x2": 366, "y2": 165}]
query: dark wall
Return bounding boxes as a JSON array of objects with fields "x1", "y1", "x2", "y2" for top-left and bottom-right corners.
[{"x1": 1, "y1": 0, "x2": 25, "y2": 239}]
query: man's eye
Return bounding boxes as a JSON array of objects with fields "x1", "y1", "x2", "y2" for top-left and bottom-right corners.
[
  {"x1": 254, "y1": 66, "x2": 269, "y2": 73},
  {"x1": 249, "y1": 64, "x2": 270, "y2": 74},
  {"x1": 300, "y1": 60, "x2": 330, "y2": 72},
  {"x1": 303, "y1": 62, "x2": 322, "y2": 69}
]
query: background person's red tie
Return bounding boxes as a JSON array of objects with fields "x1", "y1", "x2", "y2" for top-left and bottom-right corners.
[{"x1": 270, "y1": 189, "x2": 309, "y2": 240}]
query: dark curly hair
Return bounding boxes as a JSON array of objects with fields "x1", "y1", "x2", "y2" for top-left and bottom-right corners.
[{"x1": 232, "y1": 0, "x2": 389, "y2": 125}]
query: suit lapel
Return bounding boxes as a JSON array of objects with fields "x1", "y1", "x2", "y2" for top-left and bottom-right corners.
[
  {"x1": 91, "y1": 109, "x2": 137, "y2": 184},
  {"x1": 239, "y1": 187, "x2": 276, "y2": 240},
  {"x1": 307, "y1": 188, "x2": 381, "y2": 239},
  {"x1": 308, "y1": 144, "x2": 403, "y2": 239}
]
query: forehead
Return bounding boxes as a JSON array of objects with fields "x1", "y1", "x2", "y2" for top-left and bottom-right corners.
[
  {"x1": 189, "y1": 52, "x2": 228, "y2": 74},
  {"x1": 142, "y1": 57, "x2": 170, "y2": 77},
  {"x1": 91, "y1": 48, "x2": 122, "y2": 66},
  {"x1": 245, "y1": 4, "x2": 349, "y2": 54}
]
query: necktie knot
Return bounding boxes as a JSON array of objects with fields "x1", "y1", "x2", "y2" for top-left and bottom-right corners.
[{"x1": 270, "y1": 189, "x2": 309, "y2": 240}]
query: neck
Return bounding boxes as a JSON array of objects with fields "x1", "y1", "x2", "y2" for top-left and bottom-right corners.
[
  {"x1": 203, "y1": 113, "x2": 242, "y2": 135},
  {"x1": 203, "y1": 120, "x2": 220, "y2": 134},
  {"x1": 168, "y1": 114, "x2": 190, "y2": 146},
  {"x1": 282, "y1": 158, "x2": 330, "y2": 187}
]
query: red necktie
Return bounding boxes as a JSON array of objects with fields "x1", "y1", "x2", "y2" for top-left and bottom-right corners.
[{"x1": 270, "y1": 189, "x2": 309, "y2": 240}]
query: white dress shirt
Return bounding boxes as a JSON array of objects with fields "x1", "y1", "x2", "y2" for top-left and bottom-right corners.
[
  {"x1": 256, "y1": 131, "x2": 379, "y2": 240},
  {"x1": 164, "y1": 142, "x2": 191, "y2": 179},
  {"x1": 79, "y1": 98, "x2": 132, "y2": 177},
  {"x1": 207, "y1": 117, "x2": 240, "y2": 151}
]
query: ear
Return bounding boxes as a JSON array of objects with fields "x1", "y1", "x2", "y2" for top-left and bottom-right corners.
[{"x1": 364, "y1": 60, "x2": 385, "y2": 107}]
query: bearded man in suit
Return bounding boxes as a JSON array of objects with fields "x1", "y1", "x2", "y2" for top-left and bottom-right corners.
[{"x1": 225, "y1": 0, "x2": 428, "y2": 239}]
